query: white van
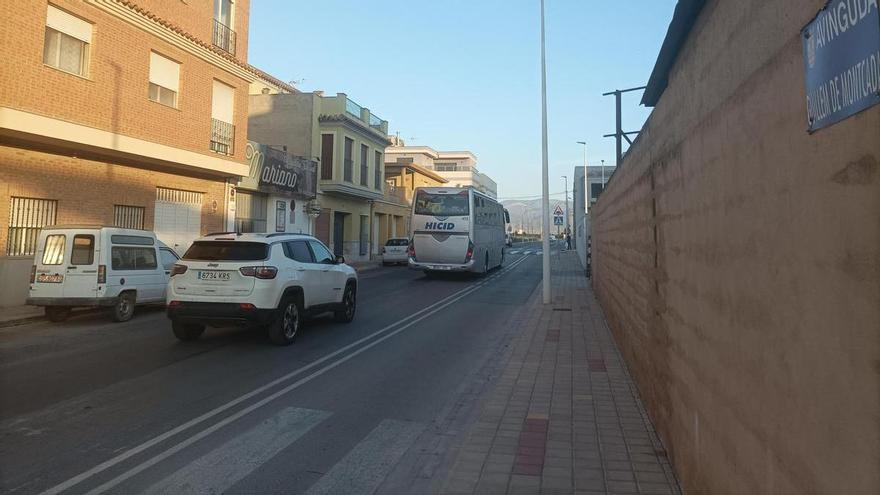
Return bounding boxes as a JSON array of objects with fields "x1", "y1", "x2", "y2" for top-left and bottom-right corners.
[{"x1": 27, "y1": 226, "x2": 180, "y2": 322}]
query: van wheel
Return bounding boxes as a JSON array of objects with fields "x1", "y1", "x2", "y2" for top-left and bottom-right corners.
[
  {"x1": 334, "y1": 284, "x2": 356, "y2": 323},
  {"x1": 172, "y1": 321, "x2": 205, "y2": 341},
  {"x1": 111, "y1": 292, "x2": 136, "y2": 322},
  {"x1": 45, "y1": 306, "x2": 71, "y2": 323},
  {"x1": 268, "y1": 298, "x2": 301, "y2": 346}
]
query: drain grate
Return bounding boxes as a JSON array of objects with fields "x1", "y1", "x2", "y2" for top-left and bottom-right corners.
[{"x1": 552, "y1": 308, "x2": 572, "y2": 312}]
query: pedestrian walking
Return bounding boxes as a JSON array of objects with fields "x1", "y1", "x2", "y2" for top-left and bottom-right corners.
[{"x1": 566, "y1": 232, "x2": 572, "y2": 250}]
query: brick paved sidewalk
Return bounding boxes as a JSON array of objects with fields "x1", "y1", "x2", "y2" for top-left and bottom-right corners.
[{"x1": 439, "y1": 251, "x2": 682, "y2": 495}]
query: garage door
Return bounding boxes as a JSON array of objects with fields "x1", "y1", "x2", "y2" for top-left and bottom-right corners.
[{"x1": 154, "y1": 187, "x2": 202, "y2": 255}]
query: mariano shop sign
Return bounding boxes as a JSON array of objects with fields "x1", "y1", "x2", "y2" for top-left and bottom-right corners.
[
  {"x1": 241, "y1": 142, "x2": 317, "y2": 199},
  {"x1": 802, "y1": 0, "x2": 880, "y2": 131}
]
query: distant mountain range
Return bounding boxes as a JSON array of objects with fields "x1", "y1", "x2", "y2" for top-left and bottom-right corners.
[{"x1": 502, "y1": 198, "x2": 571, "y2": 234}]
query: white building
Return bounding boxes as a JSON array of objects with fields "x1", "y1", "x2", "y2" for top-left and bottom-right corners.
[
  {"x1": 385, "y1": 143, "x2": 498, "y2": 199},
  {"x1": 586, "y1": 164, "x2": 615, "y2": 208}
]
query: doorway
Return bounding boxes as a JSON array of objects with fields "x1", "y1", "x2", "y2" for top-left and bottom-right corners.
[{"x1": 333, "y1": 212, "x2": 346, "y2": 256}]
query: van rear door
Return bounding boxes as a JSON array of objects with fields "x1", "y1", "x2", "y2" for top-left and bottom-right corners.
[
  {"x1": 63, "y1": 232, "x2": 100, "y2": 298},
  {"x1": 31, "y1": 231, "x2": 67, "y2": 299}
]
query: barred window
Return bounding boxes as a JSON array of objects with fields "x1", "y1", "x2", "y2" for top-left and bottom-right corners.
[
  {"x1": 114, "y1": 205, "x2": 145, "y2": 229},
  {"x1": 7, "y1": 197, "x2": 58, "y2": 256}
]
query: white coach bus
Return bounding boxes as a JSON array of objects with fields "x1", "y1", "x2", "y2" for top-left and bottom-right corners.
[{"x1": 408, "y1": 187, "x2": 509, "y2": 275}]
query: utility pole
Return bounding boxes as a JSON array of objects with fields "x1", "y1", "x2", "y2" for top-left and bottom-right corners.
[
  {"x1": 602, "y1": 86, "x2": 647, "y2": 167},
  {"x1": 601, "y1": 159, "x2": 606, "y2": 193},
  {"x1": 562, "y1": 175, "x2": 569, "y2": 235},
  {"x1": 577, "y1": 141, "x2": 587, "y2": 214},
  {"x1": 539, "y1": 0, "x2": 551, "y2": 304}
]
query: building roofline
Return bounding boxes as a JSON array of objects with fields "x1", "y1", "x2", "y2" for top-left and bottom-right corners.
[
  {"x1": 641, "y1": 0, "x2": 706, "y2": 107},
  {"x1": 248, "y1": 66, "x2": 298, "y2": 93},
  {"x1": 114, "y1": 0, "x2": 285, "y2": 84},
  {"x1": 385, "y1": 145, "x2": 441, "y2": 159},
  {"x1": 437, "y1": 150, "x2": 478, "y2": 160}
]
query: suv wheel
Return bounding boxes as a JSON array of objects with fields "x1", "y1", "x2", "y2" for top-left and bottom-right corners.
[
  {"x1": 112, "y1": 292, "x2": 135, "y2": 322},
  {"x1": 334, "y1": 284, "x2": 356, "y2": 323},
  {"x1": 172, "y1": 321, "x2": 205, "y2": 341},
  {"x1": 268, "y1": 298, "x2": 301, "y2": 346},
  {"x1": 45, "y1": 306, "x2": 71, "y2": 323}
]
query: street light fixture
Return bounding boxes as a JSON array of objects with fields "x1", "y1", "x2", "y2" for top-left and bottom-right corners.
[{"x1": 576, "y1": 141, "x2": 587, "y2": 170}]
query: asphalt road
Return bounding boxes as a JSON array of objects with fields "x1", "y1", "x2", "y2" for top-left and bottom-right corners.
[{"x1": 0, "y1": 242, "x2": 552, "y2": 495}]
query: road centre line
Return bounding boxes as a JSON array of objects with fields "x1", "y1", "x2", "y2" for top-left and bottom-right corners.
[{"x1": 42, "y1": 254, "x2": 531, "y2": 495}]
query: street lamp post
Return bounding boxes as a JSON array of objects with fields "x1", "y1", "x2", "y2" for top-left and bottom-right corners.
[
  {"x1": 601, "y1": 159, "x2": 606, "y2": 192},
  {"x1": 539, "y1": 0, "x2": 551, "y2": 304},
  {"x1": 562, "y1": 175, "x2": 569, "y2": 235},
  {"x1": 576, "y1": 141, "x2": 587, "y2": 170}
]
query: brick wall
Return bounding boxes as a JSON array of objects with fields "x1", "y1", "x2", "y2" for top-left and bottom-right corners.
[
  {"x1": 0, "y1": 0, "x2": 250, "y2": 163},
  {"x1": 131, "y1": 0, "x2": 250, "y2": 61},
  {"x1": 590, "y1": 1, "x2": 880, "y2": 494},
  {"x1": 0, "y1": 145, "x2": 227, "y2": 254}
]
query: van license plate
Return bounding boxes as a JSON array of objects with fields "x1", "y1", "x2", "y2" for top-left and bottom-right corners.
[
  {"x1": 37, "y1": 274, "x2": 63, "y2": 283},
  {"x1": 198, "y1": 271, "x2": 231, "y2": 281}
]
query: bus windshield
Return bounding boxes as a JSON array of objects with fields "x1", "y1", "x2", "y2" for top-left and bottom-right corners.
[{"x1": 414, "y1": 190, "x2": 470, "y2": 217}]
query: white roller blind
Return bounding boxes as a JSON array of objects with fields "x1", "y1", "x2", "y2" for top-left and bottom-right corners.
[
  {"x1": 211, "y1": 79, "x2": 234, "y2": 123},
  {"x1": 46, "y1": 5, "x2": 91, "y2": 43},
  {"x1": 149, "y1": 52, "x2": 180, "y2": 92}
]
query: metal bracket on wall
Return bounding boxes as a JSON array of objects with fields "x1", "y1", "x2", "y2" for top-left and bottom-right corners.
[{"x1": 602, "y1": 86, "x2": 647, "y2": 168}]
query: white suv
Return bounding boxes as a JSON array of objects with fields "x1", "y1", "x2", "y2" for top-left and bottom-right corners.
[{"x1": 166, "y1": 233, "x2": 357, "y2": 346}]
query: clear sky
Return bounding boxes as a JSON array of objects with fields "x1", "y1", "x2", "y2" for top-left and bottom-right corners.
[{"x1": 248, "y1": 0, "x2": 676, "y2": 200}]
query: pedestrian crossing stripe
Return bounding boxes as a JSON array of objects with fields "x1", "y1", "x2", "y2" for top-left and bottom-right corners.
[
  {"x1": 509, "y1": 250, "x2": 520, "y2": 254},
  {"x1": 142, "y1": 407, "x2": 330, "y2": 495},
  {"x1": 305, "y1": 419, "x2": 425, "y2": 495}
]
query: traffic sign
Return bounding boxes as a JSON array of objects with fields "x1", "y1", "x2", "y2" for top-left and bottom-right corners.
[
  {"x1": 553, "y1": 205, "x2": 564, "y2": 216},
  {"x1": 553, "y1": 216, "x2": 563, "y2": 225}
]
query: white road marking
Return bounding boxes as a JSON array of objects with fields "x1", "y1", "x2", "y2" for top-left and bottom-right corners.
[
  {"x1": 305, "y1": 419, "x2": 424, "y2": 495},
  {"x1": 44, "y1": 255, "x2": 531, "y2": 495},
  {"x1": 522, "y1": 250, "x2": 532, "y2": 255},
  {"x1": 508, "y1": 250, "x2": 520, "y2": 254},
  {"x1": 142, "y1": 408, "x2": 329, "y2": 495}
]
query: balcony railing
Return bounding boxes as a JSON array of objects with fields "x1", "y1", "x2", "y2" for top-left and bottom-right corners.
[
  {"x1": 210, "y1": 118, "x2": 234, "y2": 155},
  {"x1": 369, "y1": 113, "x2": 384, "y2": 131},
  {"x1": 345, "y1": 98, "x2": 363, "y2": 118},
  {"x1": 212, "y1": 19, "x2": 237, "y2": 56}
]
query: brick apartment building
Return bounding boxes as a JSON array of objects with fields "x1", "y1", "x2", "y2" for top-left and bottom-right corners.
[{"x1": 0, "y1": 0, "x2": 269, "y2": 306}]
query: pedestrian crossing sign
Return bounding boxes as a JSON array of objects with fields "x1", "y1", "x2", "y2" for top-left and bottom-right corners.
[{"x1": 553, "y1": 216, "x2": 563, "y2": 225}]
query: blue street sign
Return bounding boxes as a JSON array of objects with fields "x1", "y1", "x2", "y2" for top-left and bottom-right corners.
[
  {"x1": 802, "y1": 0, "x2": 880, "y2": 131},
  {"x1": 553, "y1": 215, "x2": 563, "y2": 226}
]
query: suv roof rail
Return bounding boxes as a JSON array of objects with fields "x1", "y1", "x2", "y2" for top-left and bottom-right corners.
[
  {"x1": 265, "y1": 232, "x2": 301, "y2": 238},
  {"x1": 205, "y1": 231, "x2": 241, "y2": 236}
]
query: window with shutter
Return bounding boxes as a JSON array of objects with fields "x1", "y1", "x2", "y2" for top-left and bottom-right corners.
[
  {"x1": 43, "y1": 5, "x2": 91, "y2": 77},
  {"x1": 148, "y1": 52, "x2": 180, "y2": 108}
]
